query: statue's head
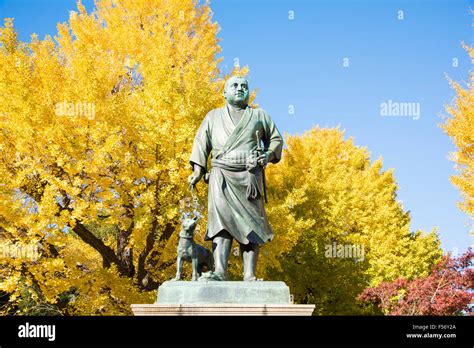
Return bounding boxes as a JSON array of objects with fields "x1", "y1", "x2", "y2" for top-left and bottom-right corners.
[{"x1": 223, "y1": 76, "x2": 249, "y2": 108}]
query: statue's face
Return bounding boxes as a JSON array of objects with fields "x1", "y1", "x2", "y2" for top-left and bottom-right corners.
[{"x1": 224, "y1": 77, "x2": 249, "y2": 107}]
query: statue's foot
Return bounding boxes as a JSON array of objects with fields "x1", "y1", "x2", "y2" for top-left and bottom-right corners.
[
  {"x1": 243, "y1": 274, "x2": 257, "y2": 281},
  {"x1": 211, "y1": 272, "x2": 226, "y2": 281}
]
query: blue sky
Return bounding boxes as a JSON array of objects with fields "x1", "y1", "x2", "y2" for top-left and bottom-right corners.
[{"x1": 1, "y1": 0, "x2": 472, "y2": 253}]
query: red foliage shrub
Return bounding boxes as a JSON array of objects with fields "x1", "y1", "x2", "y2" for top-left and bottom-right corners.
[{"x1": 358, "y1": 249, "x2": 473, "y2": 315}]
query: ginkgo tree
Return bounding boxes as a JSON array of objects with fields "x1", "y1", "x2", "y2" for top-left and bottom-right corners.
[
  {"x1": 442, "y1": 43, "x2": 473, "y2": 219},
  {"x1": 0, "y1": 0, "x2": 295, "y2": 315},
  {"x1": 261, "y1": 128, "x2": 443, "y2": 314},
  {"x1": 0, "y1": 0, "x2": 228, "y2": 314}
]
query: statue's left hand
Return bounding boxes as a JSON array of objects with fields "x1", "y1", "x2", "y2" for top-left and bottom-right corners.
[{"x1": 257, "y1": 152, "x2": 269, "y2": 167}]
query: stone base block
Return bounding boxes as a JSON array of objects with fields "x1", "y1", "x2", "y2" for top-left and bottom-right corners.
[
  {"x1": 131, "y1": 303, "x2": 315, "y2": 316},
  {"x1": 155, "y1": 280, "x2": 291, "y2": 304},
  {"x1": 131, "y1": 281, "x2": 315, "y2": 316}
]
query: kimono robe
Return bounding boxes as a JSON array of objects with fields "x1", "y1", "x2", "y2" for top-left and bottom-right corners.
[{"x1": 190, "y1": 105, "x2": 283, "y2": 245}]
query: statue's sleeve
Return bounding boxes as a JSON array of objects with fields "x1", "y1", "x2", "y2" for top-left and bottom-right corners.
[
  {"x1": 262, "y1": 110, "x2": 284, "y2": 164},
  {"x1": 190, "y1": 112, "x2": 212, "y2": 172}
]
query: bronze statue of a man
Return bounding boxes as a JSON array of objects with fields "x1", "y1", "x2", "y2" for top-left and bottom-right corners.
[{"x1": 188, "y1": 76, "x2": 283, "y2": 281}]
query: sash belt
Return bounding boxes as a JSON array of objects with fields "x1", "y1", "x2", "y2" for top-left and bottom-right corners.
[{"x1": 211, "y1": 158, "x2": 262, "y2": 201}]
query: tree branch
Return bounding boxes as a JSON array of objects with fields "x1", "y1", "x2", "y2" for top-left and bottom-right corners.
[
  {"x1": 137, "y1": 222, "x2": 175, "y2": 289},
  {"x1": 116, "y1": 202, "x2": 135, "y2": 277},
  {"x1": 72, "y1": 222, "x2": 121, "y2": 269}
]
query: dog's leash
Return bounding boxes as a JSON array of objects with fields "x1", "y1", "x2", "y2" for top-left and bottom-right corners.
[{"x1": 189, "y1": 186, "x2": 203, "y2": 218}]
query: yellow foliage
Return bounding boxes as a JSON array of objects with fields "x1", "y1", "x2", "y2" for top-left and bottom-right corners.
[
  {"x1": 0, "y1": 0, "x2": 225, "y2": 315},
  {"x1": 442, "y1": 43, "x2": 474, "y2": 219}
]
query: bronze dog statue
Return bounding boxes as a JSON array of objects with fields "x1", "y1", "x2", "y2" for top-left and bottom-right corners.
[{"x1": 174, "y1": 216, "x2": 214, "y2": 281}]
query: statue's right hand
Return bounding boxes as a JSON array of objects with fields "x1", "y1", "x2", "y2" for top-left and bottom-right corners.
[
  {"x1": 188, "y1": 165, "x2": 205, "y2": 189},
  {"x1": 188, "y1": 172, "x2": 202, "y2": 188}
]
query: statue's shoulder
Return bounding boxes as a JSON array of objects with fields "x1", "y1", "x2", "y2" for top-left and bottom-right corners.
[
  {"x1": 205, "y1": 106, "x2": 224, "y2": 121},
  {"x1": 251, "y1": 107, "x2": 271, "y2": 119}
]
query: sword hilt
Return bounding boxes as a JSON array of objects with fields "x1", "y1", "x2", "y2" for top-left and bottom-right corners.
[
  {"x1": 255, "y1": 130, "x2": 268, "y2": 203},
  {"x1": 256, "y1": 130, "x2": 262, "y2": 154}
]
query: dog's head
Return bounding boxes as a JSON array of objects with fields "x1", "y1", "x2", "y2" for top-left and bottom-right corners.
[{"x1": 181, "y1": 216, "x2": 198, "y2": 238}]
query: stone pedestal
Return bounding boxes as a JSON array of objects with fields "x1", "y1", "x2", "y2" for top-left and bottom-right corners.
[{"x1": 131, "y1": 281, "x2": 315, "y2": 316}]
